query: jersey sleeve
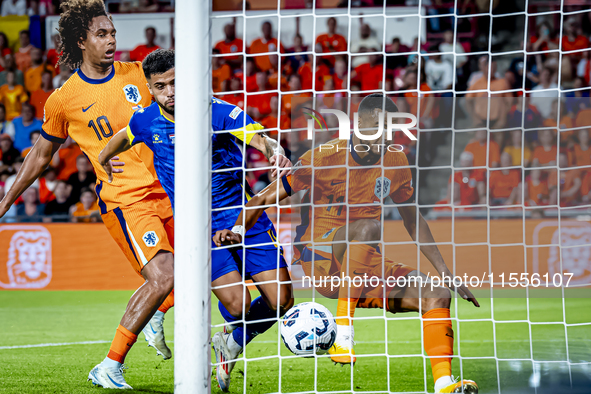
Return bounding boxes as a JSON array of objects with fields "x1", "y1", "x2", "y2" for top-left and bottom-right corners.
[
  {"x1": 212, "y1": 100, "x2": 263, "y2": 144},
  {"x1": 290, "y1": 149, "x2": 313, "y2": 193},
  {"x1": 127, "y1": 109, "x2": 147, "y2": 146},
  {"x1": 41, "y1": 90, "x2": 68, "y2": 144},
  {"x1": 281, "y1": 174, "x2": 292, "y2": 196}
]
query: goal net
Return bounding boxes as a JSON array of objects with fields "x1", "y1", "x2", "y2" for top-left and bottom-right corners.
[{"x1": 208, "y1": 0, "x2": 591, "y2": 392}]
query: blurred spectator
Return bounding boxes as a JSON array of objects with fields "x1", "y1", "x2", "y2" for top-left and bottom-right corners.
[
  {"x1": 0, "y1": 103, "x2": 10, "y2": 134},
  {"x1": 530, "y1": 21, "x2": 558, "y2": 53},
  {"x1": 30, "y1": 70, "x2": 54, "y2": 119},
  {"x1": 25, "y1": 47, "x2": 55, "y2": 94},
  {"x1": 20, "y1": 130, "x2": 40, "y2": 158},
  {"x1": 130, "y1": 27, "x2": 160, "y2": 62},
  {"x1": 503, "y1": 129, "x2": 531, "y2": 167},
  {"x1": 70, "y1": 187, "x2": 100, "y2": 223},
  {"x1": 15, "y1": 30, "x2": 33, "y2": 72},
  {"x1": 53, "y1": 66, "x2": 73, "y2": 89},
  {"x1": 219, "y1": 78, "x2": 244, "y2": 108},
  {"x1": 315, "y1": 17, "x2": 347, "y2": 66},
  {"x1": 54, "y1": 137, "x2": 82, "y2": 181},
  {"x1": 1, "y1": 0, "x2": 26, "y2": 16},
  {"x1": 259, "y1": 95, "x2": 279, "y2": 130},
  {"x1": 248, "y1": 21, "x2": 284, "y2": 72},
  {"x1": 243, "y1": 57, "x2": 258, "y2": 92},
  {"x1": 0, "y1": 33, "x2": 12, "y2": 70},
  {"x1": 573, "y1": 128, "x2": 591, "y2": 167},
  {"x1": 333, "y1": 58, "x2": 348, "y2": 90},
  {"x1": 532, "y1": 129, "x2": 557, "y2": 167},
  {"x1": 439, "y1": 30, "x2": 467, "y2": 69},
  {"x1": 525, "y1": 168, "x2": 549, "y2": 206},
  {"x1": 351, "y1": 23, "x2": 381, "y2": 68},
  {"x1": 464, "y1": 129, "x2": 500, "y2": 168},
  {"x1": 0, "y1": 54, "x2": 25, "y2": 86},
  {"x1": 449, "y1": 151, "x2": 486, "y2": 207},
  {"x1": 425, "y1": 53, "x2": 453, "y2": 91},
  {"x1": 38, "y1": 166, "x2": 57, "y2": 204},
  {"x1": 543, "y1": 99, "x2": 573, "y2": 130},
  {"x1": 212, "y1": 49, "x2": 231, "y2": 93},
  {"x1": 268, "y1": 55, "x2": 287, "y2": 91},
  {"x1": 466, "y1": 57, "x2": 511, "y2": 128},
  {"x1": 16, "y1": 187, "x2": 44, "y2": 222},
  {"x1": 43, "y1": 180, "x2": 72, "y2": 222},
  {"x1": 549, "y1": 152, "x2": 581, "y2": 206},
  {"x1": 8, "y1": 102, "x2": 42, "y2": 152},
  {"x1": 529, "y1": 67, "x2": 558, "y2": 118},
  {"x1": 489, "y1": 152, "x2": 521, "y2": 206},
  {"x1": 561, "y1": 18, "x2": 588, "y2": 83},
  {"x1": 285, "y1": 35, "x2": 308, "y2": 74},
  {"x1": 351, "y1": 52, "x2": 383, "y2": 91},
  {"x1": 508, "y1": 97, "x2": 543, "y2": 130},
  {"x1": 401, "y1": 68, "x2": 434, "y2": 129},
  {"x1": 67, "y1": 154, "x2": 96, "y2": 203},
  {"x1": 46, "y1": 34, "x2": 61, "y2": 73},
  {"x1": 0, "y1": 134, "x2": 21, "y2": 167},
  {"x1": 246, "y1": 73, "x2": 274, "y2": 120},
  {"x1": 214, "y1": 23, "x2": 243, "y2": 69},
  {"x1": 0, "y1": 70, "x2": 28, "y2": 121}
]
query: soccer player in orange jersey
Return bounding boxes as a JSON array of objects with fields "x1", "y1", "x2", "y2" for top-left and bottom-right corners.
[
  {"x1": 215, "y1": 94, "x2": 480, "y2": 394},
  {"x1": 0, "y1": 1, "x2": 173, "y2": 389}
]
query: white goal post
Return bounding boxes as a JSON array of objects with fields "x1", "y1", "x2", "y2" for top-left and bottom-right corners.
[{"x1": 174, "y1": 0, "x2": 212, "y2": 393}]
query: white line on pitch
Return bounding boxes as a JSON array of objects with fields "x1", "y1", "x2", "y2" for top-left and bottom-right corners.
[{"x1": 0, "y1": 340, "x2": 110, "y2": 350}]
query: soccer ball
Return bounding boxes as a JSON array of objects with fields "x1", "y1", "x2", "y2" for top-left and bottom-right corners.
[{"x1": 280, "y1": 302, "x2": 337, "y2": 356}]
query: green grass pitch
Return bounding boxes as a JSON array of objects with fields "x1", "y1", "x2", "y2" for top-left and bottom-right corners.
[{"x1": 1, "y1": 290, "x2": 590, "y2": 393}]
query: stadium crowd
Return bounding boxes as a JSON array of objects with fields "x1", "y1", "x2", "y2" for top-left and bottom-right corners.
[{"x1": 1, "y1": 1, "x2": 591, "y2": 223}]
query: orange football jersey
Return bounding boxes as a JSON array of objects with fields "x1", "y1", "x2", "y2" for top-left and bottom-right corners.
[
  {"x1": 291, "y1": 139, "x2": 414, "y2": 242},
  {"x1": 42, "y1": 61, "x2": 162, "y2": 213}
]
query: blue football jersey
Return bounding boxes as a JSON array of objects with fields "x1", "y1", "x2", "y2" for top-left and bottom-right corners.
[
  {"x1": 127, "y1": 102, "x2": 176, "y2": 208},
  {"x1": 127, "y1": 98, "x2": 273, "y2": 236}
]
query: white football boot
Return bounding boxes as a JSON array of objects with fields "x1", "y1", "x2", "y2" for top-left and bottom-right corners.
[
  {"x1": 142, "y1": 310, "x2": 172, "y2": 360},
  {"x1": 88, "y1": 362, "x2": 132, "y2": 389},
  {"x1": 212, "y1": 331, "x2": 241, "y2": 392}
]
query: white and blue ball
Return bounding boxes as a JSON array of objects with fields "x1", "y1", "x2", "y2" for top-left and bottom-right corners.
[{"x1": 280, "y1": 302, "x2": 337, "y2": 356}]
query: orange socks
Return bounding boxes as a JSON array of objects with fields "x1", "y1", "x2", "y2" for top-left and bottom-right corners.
[
  {"x1": 422, "y1": 308, "x2": 453, "y2": 382},
  {"x1": 335, "y1": 243, "x2": 376, "y2": 326},
  {"x1": 158, "y1": 290, "x2": 175, "y2": 313},
  {"x1": 107, "y1": 325, "x2": 138, "y2": 364}
]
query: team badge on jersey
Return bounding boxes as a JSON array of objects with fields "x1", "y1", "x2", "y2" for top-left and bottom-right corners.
[
  {"x1": 153, "y1": 134, "x2": 163, "y2": 143},
  {"x1": 143, "y1": 231, "x2": 159, "y2": 247},
  {"x1": 374, "y1": 177, "x2": 391, "y2": 199},
  {"x1": 123, "y1": 84, "x2": 142, "y2": 104}
]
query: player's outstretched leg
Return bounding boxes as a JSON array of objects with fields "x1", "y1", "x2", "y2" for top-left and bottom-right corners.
[
  {"x1": 211, "y1": 271, "x2": 252, "y2": 392},
  {"x1": 88, "y1": 252, "x2": 174, "y2": 390},
  {"x1": 387, "y1": 271, "x2": 478, "y2": 394},
  {"x1": 326, "y1": 220, "x2": 382, "y2": 365},
  {"x1": 142, "y1": 289, "x2": 174, "y2": 359}
]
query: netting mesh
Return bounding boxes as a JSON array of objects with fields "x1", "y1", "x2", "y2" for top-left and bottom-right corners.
[{"x1": 210, "y1": 1, "x2": 591, "y2": 392}]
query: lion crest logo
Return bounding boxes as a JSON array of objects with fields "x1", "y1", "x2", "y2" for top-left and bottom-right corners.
[{"x1": 0, "y1": 228, "x2": 52, "y2": 289}]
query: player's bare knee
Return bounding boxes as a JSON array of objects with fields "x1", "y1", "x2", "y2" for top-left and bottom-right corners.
[
  {"x1": 226, "y1": 298, "x2": 246, "y2": 318},
  {"x1": 422, "y1": 287, "x2": 451, "y2": 311},
  {"x1": 351, "y1": 219, "x2": 381, "y2": 242}
]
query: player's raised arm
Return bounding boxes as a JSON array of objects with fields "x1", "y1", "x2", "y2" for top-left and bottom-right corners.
[
  {"x1": 248, "y1": 133, "x2": 291, "y2": 178},
  {"x1": 213, "y1": 175, "x2": 292, "y2": 246},
  {"x1": 98, "y1": 128, "x2": 132, "y2": 183},
  {"x1": 0, "y1": 136, "x2": 61, "y2": 218}
]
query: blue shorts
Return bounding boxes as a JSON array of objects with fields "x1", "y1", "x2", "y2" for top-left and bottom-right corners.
[{"x1": 211, "y1": 228, "x2": 287, "y2": 282}]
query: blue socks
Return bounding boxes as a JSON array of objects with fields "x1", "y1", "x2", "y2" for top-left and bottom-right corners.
[{"x1": 218, "y1": 296, "x2": 279, "y2": 348}]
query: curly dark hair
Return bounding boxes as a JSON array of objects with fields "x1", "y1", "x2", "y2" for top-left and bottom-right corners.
[
  {"x1": 142, "y1": 49, "x2": 174, "y2": 80},
  {"x1": 57, "y1": 0, "x2": 110, "y2": 69}
]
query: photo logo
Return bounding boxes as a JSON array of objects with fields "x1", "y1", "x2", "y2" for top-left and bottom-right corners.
[{"x1": 304, "y1": 108, "x2": 418, "y2": 142}]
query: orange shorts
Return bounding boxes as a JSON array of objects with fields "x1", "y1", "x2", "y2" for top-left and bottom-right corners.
[
  {"x1": 300, "y1": 226, "x2": 414, "y2": 301},
  {"x1": 102, "y1": 192, "x2": 174, "y2": 275}
]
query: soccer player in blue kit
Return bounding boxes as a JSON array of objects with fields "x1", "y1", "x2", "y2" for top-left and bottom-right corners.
[{"x1": 99, "y1": 49, "x2": 294, "y2": 392}]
